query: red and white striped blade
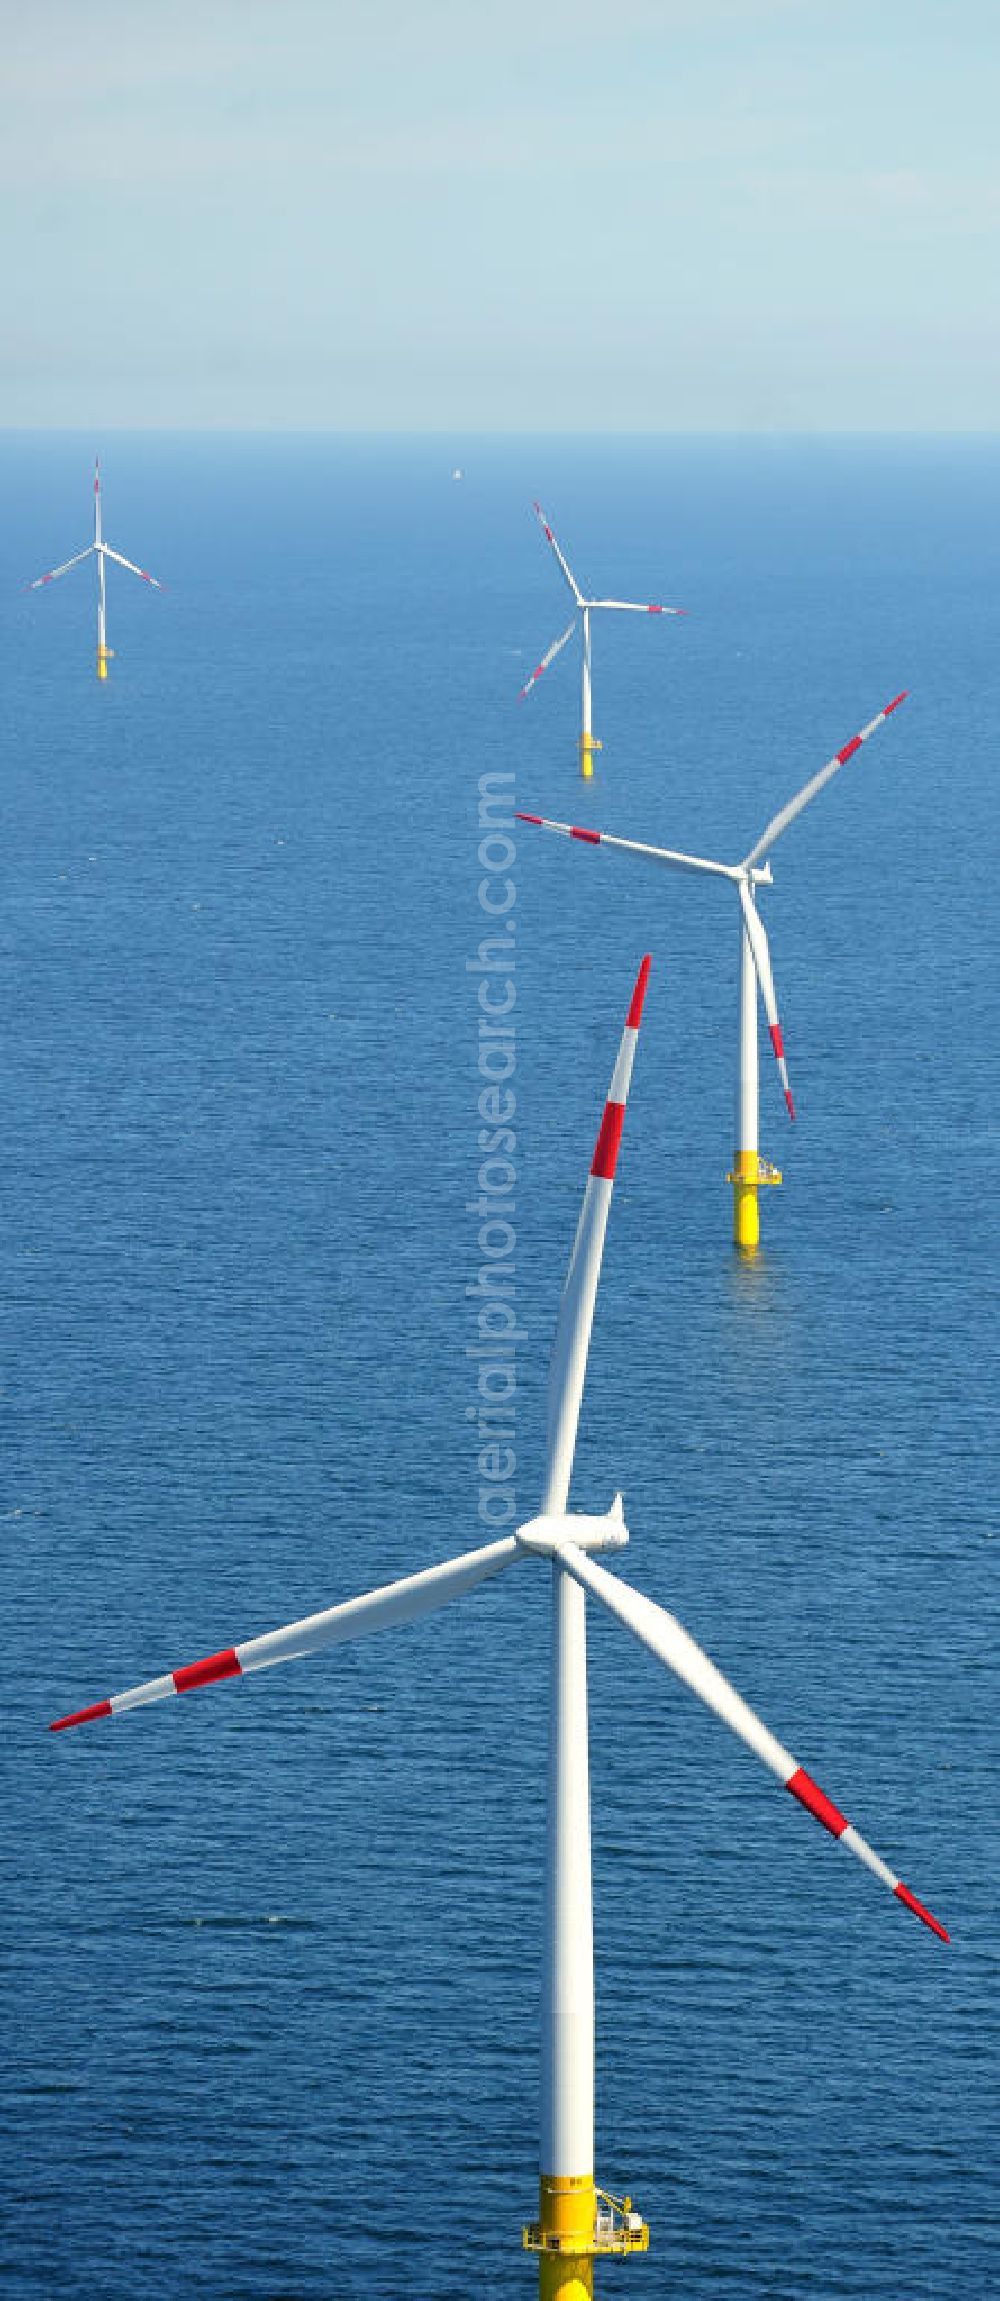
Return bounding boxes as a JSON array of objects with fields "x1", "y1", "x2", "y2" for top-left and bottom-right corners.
[
  {"x1": 533, "y1": 501, "x2": 583, "y2": 603},
  {"x1": 544, "y1": 957, "x2": 651, "y2": 1515},
  {"x1": 738, "y1": 881, "x2": 795, "y2": 1121},
  {"x1": 49, "y1": 1536, "x2": 521, "y2": 1731},
  {"x1": 103, "y1": 546, "x2": 162, "y2": 589},
  {"x1": 557, "y1": 1543, "x2": 949, "y2": 1943},
  {"x1": 515, "y1": 810, "x2": 735, "y2": 882},
  {"x1": 517, "y1": 621, "x2": 576, "y2": 700},
  {"x1": 586, "y1": 598, "x2": 686, "y2": 616},
  {"x1": 742, "y1": 693, "x2": 908, "y2": 869},
  {"x1": 25, "y1": 544, "x2": 94, "y2": 590}
]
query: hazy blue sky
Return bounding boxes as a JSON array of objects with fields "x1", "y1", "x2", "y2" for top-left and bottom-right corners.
[{"x1": 5, "y1": 1, "x2": 998, "y2": 430}]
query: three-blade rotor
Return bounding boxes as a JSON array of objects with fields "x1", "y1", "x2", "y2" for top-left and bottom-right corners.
[
  {"x1": 49, "y1": 939, "x2": 947, "y2": 1945},
  {"x1": 519, "y1": 502, "x2": 683, "y2": 704},
  {"x1": 25, "y1": 460, "x2": 162, "y2": 602}
]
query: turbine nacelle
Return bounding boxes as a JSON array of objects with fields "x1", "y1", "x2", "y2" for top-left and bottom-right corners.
[{"x1": 516, "y1": 1497, "x2": 629, "y2": 1558}]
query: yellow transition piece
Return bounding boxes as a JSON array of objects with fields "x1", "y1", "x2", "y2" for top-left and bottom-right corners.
[
  {"x1": 524, "y1": 2173, "x2": 648, "y2": 2297},
  {"x1": 727, "y1": 1148, "x2": 784, "y2": 1251}
]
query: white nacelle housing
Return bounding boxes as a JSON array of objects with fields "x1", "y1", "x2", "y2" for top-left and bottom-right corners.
[{"x1": 515, "y1": 1497, "x2": 629, "y2": 1558}]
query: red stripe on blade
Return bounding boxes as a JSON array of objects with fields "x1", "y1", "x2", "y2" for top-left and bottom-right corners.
[
  {"x1": 836, "y1": 734, "x2": 863, "y2": 765},
  {"x1": 173, "y1": 1648, "x2": 242, "y2": 1695},
  {"x1": 591, "y1": 1101, "x2": 625, "y2": 1181},
  {"x1": 627, "y1": 955, "x2": 652, "y2": 1030},
  {"x1": 895, "y1": 1882, "x2": 949, "y2": 1942},
  {"x1": 571, "y1": 825, "x2": 601, "y2": 845},
  {"x1": 515, "y1": 813, "x2": 543, "y2": 825},
  {"x1": 647, "y1": 603, "x2": 663, "y2": 614},
  {"x1": 50, "y1": 1698, "x2": 113, "y2": 1733},
  {"x1": 769, "y1": 1023, "x2": 785, "y2": 1061},
  {"x1": 884, "y1": 691, "x2": 908, "y2": 717},
  {"x1": 785, "y1": 1088, "x2": 796, "y2": 1121},
  {"x1": 787, "y1": 1768, "x2": 848, "y2": 1839}
]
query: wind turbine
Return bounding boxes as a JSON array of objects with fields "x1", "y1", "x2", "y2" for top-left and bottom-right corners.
[
  {"x1": 518, "y1": 693, "x2": 907, "y2": 1254},
  {"x1": 519, "y1": 502, "x2": 685, "y2": 778},
  {"x1": 50, "y1": 953, "x2": 947, "y2": 2301},
  {"x1": 27, "y1": 458, "x2": 162, "y2": 679}
]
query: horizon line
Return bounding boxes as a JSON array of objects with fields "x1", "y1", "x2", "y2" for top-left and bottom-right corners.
[{"x1": 2, "y1": 424, "x2": 1000, "y2": 441}]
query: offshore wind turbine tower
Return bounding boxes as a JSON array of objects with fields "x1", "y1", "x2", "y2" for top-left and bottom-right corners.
[
  {"x1": 519, "y1": 503, "x2": 684, "y2": 777},
  {"x1": 50, "y1": 954, "x2": 946, "y2": 2301},
  {"x1": 27, "y1": 459, "x2": 162, "y2": 679},
  {"x1": 518, "y1": 693, "x2": 908, "y2": 1250}
]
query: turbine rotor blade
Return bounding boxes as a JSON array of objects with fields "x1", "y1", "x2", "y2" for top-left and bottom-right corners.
[
  {"x1": 557, "y1": 1543, "x2": 948, "y2": 1943},
  {"x1": 25, "y1": 545, "x2": 95, "y2": 589},
  {"x1": 585, "y1": 598, "x2": 686, "y2": 616},
  {"x1": 741, "y1": 692, "x2": 908, "y2": 869},
  {"x1": 50, "y1": 1536, "x2": 522, "y2": 1731},
  {"x1": 533, "y1": 501, "x2": 583, "y2": 603},
  {"x1": 102, "y1": 546, "x2": 163, "y2": 589},
  {"x1": 738, "y1": 881, "x2": 795, "y2": 1120},
  {"x1": 544, "y1": 957, "x2": 651, "y2": 1514},
  {"x1": 515, "y1": 812, "x2": 738, "y2": 882},
  {"x1": 517, "y1": 621, "x2": 577, "y2": 701}
]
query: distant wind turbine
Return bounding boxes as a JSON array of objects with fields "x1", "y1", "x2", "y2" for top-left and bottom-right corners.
[
  {"x1": 50, "y1": 952, "x2": 946, "y2": 2300},
  {"x1": 519, "y1": 502, "x2": 685, "y2": 777},
  {"x1": 27, "y1": 459, "x2": 162, "y2": 679},
  {"x1": 517, "y1": 694, "x2": 908, "y2": 1251}
]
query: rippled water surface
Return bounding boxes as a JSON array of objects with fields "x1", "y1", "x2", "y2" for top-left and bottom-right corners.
[{"x1": 2, "y1": 435, "x2": 997, "y2": 2299}]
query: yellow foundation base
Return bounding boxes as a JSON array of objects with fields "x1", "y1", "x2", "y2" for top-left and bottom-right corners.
[
  {"x1": 539, "y1": 2253, "x2": 593, "y2": 2301},
  {"x1": 732, "y1": 1151, "x2": 760, "y2": 1251},
  {"x1": 579, "y1": 735, "x2": 602, "y2": 779},
  {"x1": 540, "y1": 2245, "x2": 593, "y2": 2301},
  {"x1": 97, "y1": 646, "x2": 113, "y2": 681}
]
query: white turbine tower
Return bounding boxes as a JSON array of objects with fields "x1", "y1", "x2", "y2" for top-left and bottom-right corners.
[
  {"x1": 519, "y1": 502, "x2": 685, "y2": 778},
  {"x1": 518, "y1": 693, "x2": 907, "y2": 1253},
  {"x1": 27, "y1": 458, "x2": 162, "y2": 680},
  {"x1": 50, "y1": 954, "x2": 947, "y2": 2301}
]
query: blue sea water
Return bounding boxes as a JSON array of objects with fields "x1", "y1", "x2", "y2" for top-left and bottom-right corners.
[{"x1": 1, "y1": 434, "x2": 997, "y2": 2301}]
